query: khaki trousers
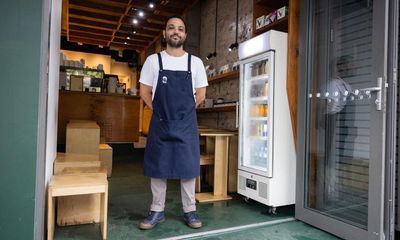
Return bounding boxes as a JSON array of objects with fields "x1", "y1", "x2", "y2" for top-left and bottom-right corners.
[{"x1": 150, "y1": 177, "x2": 196, "y2": 213}]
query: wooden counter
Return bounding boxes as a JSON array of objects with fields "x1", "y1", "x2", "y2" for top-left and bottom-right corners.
[{"x1": 58, "y1": 90, "x2": 140, "y2": 143}]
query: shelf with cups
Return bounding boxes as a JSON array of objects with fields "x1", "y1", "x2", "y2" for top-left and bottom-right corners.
[
  {"x1": 253, "y1": 16, "x2": 288, "y2": 36},
  {"x1": 253, "y1": 0, "x2": 289, "y2": 36},
  {"x1": 60, "y1": 66, "x2": 104, "y2": 73},
  {"x1": 197, "y1": 105, "x2": 237, "y2": 113},
  {"x1": 198, "y1": 70, "x2": 240, "y2": 113},
  {"x1": 208, "y1": 69, "x2": 240, "y2": 84}
]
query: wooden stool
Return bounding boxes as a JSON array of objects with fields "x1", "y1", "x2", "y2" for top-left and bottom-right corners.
[
  {"x1": 53, "y1": 153, "x2": 103, "y2": 226},
  {"x1": 195, "y1": 131, "x2": 234, "y2": 202},
  {"x1": 99, "y1": 144, "x2": 113, "y2": 177},
  {"x1": 54, "y1": 152, "x2": 100, "y2": 175},
  {"x1": 66, "y1": 122, "x2": 100, "y2": 155},
  {"x1": 47, "y1": 173, "x2": 108, "y2": 240}
]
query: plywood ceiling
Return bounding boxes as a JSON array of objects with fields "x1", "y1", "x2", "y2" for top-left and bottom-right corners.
[{"x1": 61, "y1": 0, "x2": 199, "y2": 53}]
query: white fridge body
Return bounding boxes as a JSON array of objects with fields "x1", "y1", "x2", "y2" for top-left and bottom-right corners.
[{"x1": 237, "y1": 30, "x2": 296, "y2": 208}]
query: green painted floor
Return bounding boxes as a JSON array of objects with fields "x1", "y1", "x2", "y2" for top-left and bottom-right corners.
[{"x1": 54, "y1": 144, "x2": 341, "y2": 240}]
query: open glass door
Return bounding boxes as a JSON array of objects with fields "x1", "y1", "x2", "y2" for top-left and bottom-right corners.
[{"x1": 296, "y1": 0, "x2": 393, "y2": 239}]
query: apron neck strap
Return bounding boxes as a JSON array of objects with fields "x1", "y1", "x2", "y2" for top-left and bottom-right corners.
[
  {"x1": 157, "y1": 53, "x2": 163, "y2": 71},
  {"x1": 187, "y1": 54, "x2": 191, "y2": 73}
]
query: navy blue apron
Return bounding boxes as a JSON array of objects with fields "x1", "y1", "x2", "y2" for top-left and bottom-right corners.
[{"x1": 143, "y1": 53, "x2": 200, "y2": 179}]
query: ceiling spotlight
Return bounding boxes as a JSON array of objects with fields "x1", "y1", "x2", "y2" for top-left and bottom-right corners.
[
  {"x1": 206, "y1": 52, "x2": 217, "y2": 60},
  {"x1": 127, "y1": 36, "x2": 130, "y2": 40},
  {"x1": 149, "y1": 2, "x2": 155, "y2": 8},
  {"x1": 133, "y1": 18, "x2": 138, "y2": 24},
  {"x1": 228, "y1": 42, "x2": 238, "y2": 52},
  {"x1": 124, "y1": 42, "x2": 127, "y2": 45},
  {"x1": 78, "y1": 42, "x2": 83, "y2": 46},
  {"x1": 138, "y1": 10, "x2": 144, "y2": 17},
  {"x1": 133, "y1": 30, "x2": 137, "y2": 34}
]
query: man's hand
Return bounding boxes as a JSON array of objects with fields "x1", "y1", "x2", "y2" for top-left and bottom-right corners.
[
  {"x1": 140, "y1": 83, "x2": 153, "y2": 109},
  {"x1": 195, "y1": 87, "x2": 206, "y2": 107}
]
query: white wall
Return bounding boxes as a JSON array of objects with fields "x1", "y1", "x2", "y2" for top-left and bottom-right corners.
[
  {"x1": 45, "y1": 0, "x2": 62, "y2": 184},
  {"x1": 110, "y1": 61, "x2": 137, "y2": 89}
]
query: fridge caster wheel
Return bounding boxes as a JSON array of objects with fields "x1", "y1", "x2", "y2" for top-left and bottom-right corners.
[
  {"x1": 268, "y1": 206, "x2": 277, "y2": 215},
  {"x1": 243, "y1": 196, "x2": 251, "y2": 203}
]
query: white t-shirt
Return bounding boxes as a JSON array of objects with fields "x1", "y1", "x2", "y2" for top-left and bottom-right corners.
[{"x1": 139, "y1": 51, "x2": 208, "y2": 100}]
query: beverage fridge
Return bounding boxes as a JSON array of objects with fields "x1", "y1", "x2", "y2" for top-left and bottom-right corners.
[{"x1": 237, "y1": 30, "x2": 296, "y2": 213}]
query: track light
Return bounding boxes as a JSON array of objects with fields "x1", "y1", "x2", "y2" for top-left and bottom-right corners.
[
  {"x1": 228, "y1": 42, "x2": 238, "y2": 52},
  {"x1": 229, "y1": 0, "x2": 240, "y2": 52},
  {"x1": 133, "y1": 18, "x2": 138, "y2": 24},
  {"x1": 148, "y1": 1, "x2": 155, "y2": 8},
  {"x1": 138, "y1": 10, "x2": 144, "y2": 17},
  {"x1": 206, "y1": 52, "x2": 217, "y2": 60}
]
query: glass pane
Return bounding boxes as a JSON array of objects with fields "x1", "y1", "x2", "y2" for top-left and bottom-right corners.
[
  {"x1": 241, "y1": 56, "x2": 272, "y2": 175},
  {"x1": 306, "y1": 0, "x2": 373, "y2": 229}
]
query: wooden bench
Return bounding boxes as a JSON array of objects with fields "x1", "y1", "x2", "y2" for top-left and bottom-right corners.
[
  {"x1": 47, "y1": 173, "x2": 108, "y2": 240},
  {"x1": 195, "y1": 154, "x2": 215, "y2": 192},
  {"x1": 99, "y1": 144, "x2": 113, "y2": 177}
]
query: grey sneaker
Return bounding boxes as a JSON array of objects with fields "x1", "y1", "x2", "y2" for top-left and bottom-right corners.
[
  {"x1": 183, "y1": 211, "x2": 202, "y2": 228},
  {"x1": 139, "y1": 211, "x2": 165, "y2": 230}
]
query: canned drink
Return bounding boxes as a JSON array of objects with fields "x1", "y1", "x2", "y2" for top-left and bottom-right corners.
[
  {"x1": 265, "y1": 59, "x2": 270, "y2": 74},
  {"x1": 263, "y1": 83, "x2": 269, "y2": 96},
  {"x1": 258, "y1": 105, "x2": 264, "y2": 117}
]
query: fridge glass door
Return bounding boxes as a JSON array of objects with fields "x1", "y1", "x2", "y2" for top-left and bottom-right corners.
[{"x1": 240, "y1": 51, "x2": 274, "y2": 177}]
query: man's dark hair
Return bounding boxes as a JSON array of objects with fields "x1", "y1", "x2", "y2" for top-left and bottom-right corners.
[{"x1": 165, "y1": 16, "x2": 187, "y2": 33}]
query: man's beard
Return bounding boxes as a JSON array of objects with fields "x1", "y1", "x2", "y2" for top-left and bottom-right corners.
[{"x1": 165, "y1": 34, "x2": 185, "y2": 48}]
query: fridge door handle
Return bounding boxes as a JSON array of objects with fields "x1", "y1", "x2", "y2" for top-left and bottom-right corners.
[
  {"x1": 235, "y1": 101, "x2": 239, "y2": 128},
  {"x1": 357, "y1": 77, "x2": 385, "y2": 111}
]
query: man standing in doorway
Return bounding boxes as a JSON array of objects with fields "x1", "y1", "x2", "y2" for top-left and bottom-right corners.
[{"x1": 138, "y1": 16, "x2": 208, "y2": 230}]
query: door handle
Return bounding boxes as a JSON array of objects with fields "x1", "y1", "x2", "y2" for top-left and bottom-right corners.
[
  {"x1": 356, "y1": 77, "x2": 384, "y2": 111},
  {"x1": 235, "y1": 101, "x2": 239, "y2": 128}
]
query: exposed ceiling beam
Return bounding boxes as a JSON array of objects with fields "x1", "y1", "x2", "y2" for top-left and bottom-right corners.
[
  {"x1": 69, "y1": 9, "x2": 120, "y2": 24},
  {"x1": 69, "y1": 18, "x2": 118, "y2": 30},
  {"x1": 110, "y1": 43, "x2": 144, "y2": 51},
  {"x1": 87, "y1": 0, "x2": 128, "y2": 8},
  {"x1": 64, "y1": 0, "x2": 200, "y2": 52},
  {"x1": 119, "y1": 25, "x2": 159, "y2": 37},
  {"x1": 122, "y1": 18, "x2": 164, "y2": 31},
  {"x1": 69, "y1": 0, "x2": 125, "y2": 16},
  {"x1": 69, "y1": 36, "x2": 110, "y2": 46},
  {"x1": 114, "y1": 32, "x2": 153, "y2": 41},
  {"x1": 69, "y1": 31, "x2": 112, "y2": 41},
  {"x1": 113, "y1": 39, "x2": 147, "y2": 46},
  {"x1": 108, "y1": 0, "x2": 133, "y2": 47},
  {"x1": 69, "y1": 25, "x2": 114, "y2": 36},
  {"x1": 126, "y1": 11, "x2": 169, "y2": 23},
  {"x1": 62, "y1": 0, "x2": 69, "y2": 40},
  {"x1": 132, "y1": 1, "x2": 183, "y2": 16}
]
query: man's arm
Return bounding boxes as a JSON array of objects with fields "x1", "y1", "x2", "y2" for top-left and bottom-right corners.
[
  {"x1": 195, "y1": 87, "x2": 206, "y2": 107},
  {"x1": 140, "y1": 83, "x2": 153, "y2": 109}
]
